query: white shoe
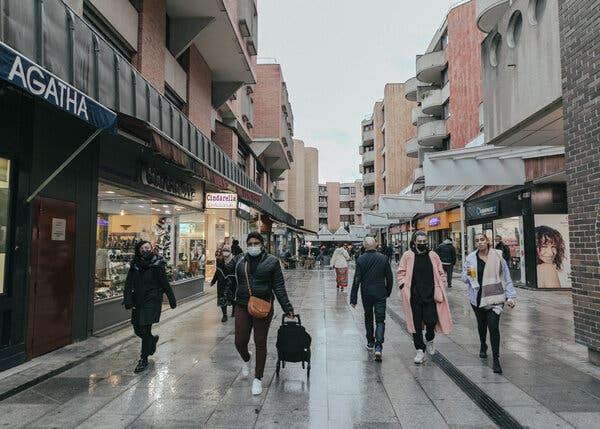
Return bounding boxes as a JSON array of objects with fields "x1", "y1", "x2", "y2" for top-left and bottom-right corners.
[
  {"x1": 414, "y1": 350, "x2": 426, "y2": 364},
  {"x1": 251, "y1": 378, "x2": 263, "y2": 396},
  {"x1": 426, "y1": 340, "x2": 435, "y2": 356},
  {"x1": 241, "y1": 351, "x2": 252, "y2": 378}
]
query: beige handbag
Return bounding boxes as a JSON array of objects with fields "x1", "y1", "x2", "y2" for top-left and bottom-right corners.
[{"x1": 245, "y1": 261, "x2": 272, "y2": 318}]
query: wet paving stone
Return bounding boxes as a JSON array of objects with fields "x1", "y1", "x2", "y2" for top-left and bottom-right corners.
[{"x1": 0, "y1": 267, "x2": 598, "y2": 428}]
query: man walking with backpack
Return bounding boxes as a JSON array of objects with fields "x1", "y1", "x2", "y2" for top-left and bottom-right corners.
[{"x1": 350, "y1": 237, "x2": 394, "y2": 361}]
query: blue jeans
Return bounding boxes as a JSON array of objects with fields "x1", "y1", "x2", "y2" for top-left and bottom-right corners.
[{"x1": 362, "y1": 295, "x2": 386, "y2": 346}]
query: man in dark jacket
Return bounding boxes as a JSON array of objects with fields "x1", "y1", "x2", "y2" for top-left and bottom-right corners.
[
  {"x1": 437, "y1": 237, "x2": 457, "y2": 288},
  {"x1": 495, "y1": 235, "x2": 511, "y2": 265},
  {"x1": 350, "y1": 237, "x2": 394, "y2": 361}
]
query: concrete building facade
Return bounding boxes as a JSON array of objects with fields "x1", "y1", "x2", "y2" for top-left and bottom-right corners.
[{"x1": 319, "y1": 181, "x2": 363, "y2": 231}]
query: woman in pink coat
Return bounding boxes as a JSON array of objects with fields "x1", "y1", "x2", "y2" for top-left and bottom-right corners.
[{"x1": 398, "y1": 231, "x2": 453, "y2": 364}]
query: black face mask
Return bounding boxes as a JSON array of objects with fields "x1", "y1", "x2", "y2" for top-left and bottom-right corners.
[
  {"x1": 141, "y1": 250, "x2": 153, "y2": 259},
  {"x1": 416, "y1": 244, "x2": 428, "y2": 252}
]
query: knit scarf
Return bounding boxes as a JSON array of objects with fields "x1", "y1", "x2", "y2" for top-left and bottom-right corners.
[{"x1": 479, "y1": 249, "x2": 506, "y2": 307}]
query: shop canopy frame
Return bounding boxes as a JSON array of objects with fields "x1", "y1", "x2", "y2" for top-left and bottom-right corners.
[
  {"x1": 423, "y1": 145, "x2": 565, "y2": 202},
  {"x1": 377, "y1": 194, "x2": 435, "y2": 221}
]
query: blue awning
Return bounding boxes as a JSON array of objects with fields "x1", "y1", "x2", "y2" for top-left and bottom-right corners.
[{"x1": 0, "y1": 41, "x2": 117, "y2": 133}]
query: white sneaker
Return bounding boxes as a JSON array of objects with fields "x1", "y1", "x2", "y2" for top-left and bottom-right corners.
[
  {"x1": 251, "y1": 378, "x2": 263, "y2": 396},
  {"x1": 426, "y1": 340, "x2": 435, "y2": 356},
  {"x1": 414, "y1": 350, "x2": 426, "y2": 364},
  {"x1": 241, "y1": 351, "x2": 252, "y2": 378}
]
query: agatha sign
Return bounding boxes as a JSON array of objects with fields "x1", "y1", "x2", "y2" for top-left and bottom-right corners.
[
  {"x1": 0, "y1": 42, "x2": 117, "y2": 132},
  {"x1": 206, "y1": 193, "x2": 237, "y2": 209},
  {"x1": 428, "y1": 217, "x2": 441, "y2": 227}
]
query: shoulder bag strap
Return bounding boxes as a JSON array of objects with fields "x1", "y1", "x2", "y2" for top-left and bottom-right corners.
[{"x1": 244, "y1": 260, "x2": 252, "y2": 297}]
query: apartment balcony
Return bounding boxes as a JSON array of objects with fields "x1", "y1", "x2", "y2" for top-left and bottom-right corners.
[
  {"x1": 238, "y1": 0, "x2": 258, "y2": 54},
  {"x1": 362, "y1": 172, "x2": 376, "y2": 185},
  {"x1": 359, "y1": 164, "x2": 363, "y2": 174},
  {"x1": 476, "y1": 0, "x2": 510, "y2": 33},
  {"x1": 405, "y1": 76, "x2": 427, "y2": 102},
  {"x1": 417, "y1": 120, "x2": 448, "y2": 148},
  {"x1": 406, "y1": 137, "x2": 419, "y2": 158},
  {"x1": 416, "y1": 50, "x2": 447, "y2": 85},
  {"x1": 273, "y1": 188, "x2": 285, "y2": 203},
  {"x1": 362, "y1": 194, "x2": 377, "y2": 210},
  {"x1": 319, "y1": 201, "x2": 327, "y2": 208},
  {"x1": 362, "y1": 128, "x2": 375, "y2": 142},
  {"x1": 411, "y1": 106, "x2": 428, "y2": 126},
  {"x1": 164, "y1": 50, "x2": 187, "y2": 102},
  {"x1": 165, "y1": 0, "x2": 255, "y2": 106},
  {"x1": 362, "y1": 149, "x2": 375, "y2": 165},
  {"x1": 420, "y1": 83, "x2": 450, "y2": 116}
]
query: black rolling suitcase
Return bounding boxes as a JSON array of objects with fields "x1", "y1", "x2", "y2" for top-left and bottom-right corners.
[{"x1": 275, "y1": 314, "x2": 312, "y2": 377}]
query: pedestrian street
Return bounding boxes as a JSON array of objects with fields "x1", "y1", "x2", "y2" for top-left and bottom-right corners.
[{"x1": 0, "y1": 267, "x2": 598, "y2": 428}]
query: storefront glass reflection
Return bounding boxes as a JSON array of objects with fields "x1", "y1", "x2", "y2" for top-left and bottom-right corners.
[
  {"x1": 0, "y1": 158, "x2": 10, "y2": 294},
  {"x1": 95, "y1": 183, "x2": 205, "y2": 302}
]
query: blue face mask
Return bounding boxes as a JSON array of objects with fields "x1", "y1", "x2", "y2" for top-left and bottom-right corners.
[{"x1": 247, "y1": 245, "x2": 262, "y2": 257}]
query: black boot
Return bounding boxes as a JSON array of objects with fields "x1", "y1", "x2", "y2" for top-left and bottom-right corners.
[
  {"x1": 221, "y1": 306, "x2": 228, "y2": 322},
  {"x1": 134, "y1": 358, "x2": 148, "y2": 373},
  {"x1": 479, "y1": 344, "x2": 487, "y2": 358},
  {"x1": 492, "y1": 357, "x2": 502, "y2": 374},
  {"x1": 150, "y1": 335, "x2": 159, "y2": 356},
  {"x1": 231, "y1": 306, "x2": 235, "y2": 317}
]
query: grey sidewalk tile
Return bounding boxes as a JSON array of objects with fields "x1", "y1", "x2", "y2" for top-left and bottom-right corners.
[
  {"x1": 255, "y1": 410, "x2": 328, "y2": 429},
  {"x1": 27, "y1": 396, "x2": 113, "y2": 429},
  {"x1": 526, "y1": 385, "x2": 600, "y2": 413},
  {"x1": 0, "y1": 404, "x2": 55, "y2": 428},
  {"x1": 504, "y1": 406, "x2": 574, "y2": 428},
  {"x1": 432, "y1": 398, "x2": 496, "y2": 427},
  {"x1": 328, "y1": 393, "x2": 398, "y2": 423},
  {"x1": 479, "y1": 382, "x2": 541, "y2": 407},
  {"x1": 558, "y1": 412, "x2": 600, "y2": 429},
  {"x1": 389, "y1": 403, "x2": 449, "y2": 429},
  {"x1": 137, "y1": 398, "x2": 216, "y2": 425},
  {"x1": 75, "y1": 412, "x2": 138, "y2": 429},
  {"x1": 204, "y1": 404, "x2": 259, "y2": 428}
]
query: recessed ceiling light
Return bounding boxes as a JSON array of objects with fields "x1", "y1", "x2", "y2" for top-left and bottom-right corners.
[
  {"x1": 162, "y1": 205, "x2": 168, "y2": 208},
  {"x1": 104, "y1": 191, "x2": 115, "y2": 194},
  {"x1": 151, "y1": 199, "x2": 158, "y2": 202}
]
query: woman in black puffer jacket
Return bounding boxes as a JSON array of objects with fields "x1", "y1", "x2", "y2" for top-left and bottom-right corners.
[
  {"x1": 228, "y1": 232, "x2": 294, "y2": 396},
  {"x1": 123, "y1": 241, "x2": 176, "y2": 373}
]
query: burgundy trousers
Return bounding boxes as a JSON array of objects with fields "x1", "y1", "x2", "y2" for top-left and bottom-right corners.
[{"x1": 234, "y1": 304, "x2": 273, "y2": 379}]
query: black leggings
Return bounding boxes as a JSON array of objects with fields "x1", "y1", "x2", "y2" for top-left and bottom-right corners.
[
  {"x1": 133, "y1": 324, "x2": 154, "y2": 359},
  {"x1": 472, "y1": 305, "x2": 501, "y2": 358}
]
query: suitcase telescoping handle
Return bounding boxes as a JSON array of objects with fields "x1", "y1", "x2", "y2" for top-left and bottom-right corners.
[{"x1": 281, "y1": 313, "x2": 301, "y2": 326}]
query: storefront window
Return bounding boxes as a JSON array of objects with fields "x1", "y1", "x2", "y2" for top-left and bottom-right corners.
[
  {"x1": 95, "y1": 183, "x2": 205, "y2": 302},
  {"x1": 205, "y1": 209, "x2": 232, "y2": 279},
  {"x1": 494, "y1": 217, "x2": 524, "y2": 283},
  {"x1": 0, "y1": 158, "x2": 10, "y2": 294}
]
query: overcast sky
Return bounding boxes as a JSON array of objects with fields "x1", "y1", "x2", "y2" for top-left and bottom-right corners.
[{"x1": 258, "y1": 0, "x2": 453, "y2": 183}]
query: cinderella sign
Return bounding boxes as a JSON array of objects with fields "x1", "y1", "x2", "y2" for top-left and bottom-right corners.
[{"x1": 0, "y1": 42, "x2": 117, "y2": 132}]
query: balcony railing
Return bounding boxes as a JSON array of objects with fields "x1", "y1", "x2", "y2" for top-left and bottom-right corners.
[
  {"x1": 362, "y1": 194, "x2": 377, "y2": 210},
  {"x1": 362, "y1": 150, "x2": 375, "y2": 165},
  {"x1": 416, "y1": 50, "x2": 447, "y2": 85},
  {"x1": 476, "y1": 0, "x2": 510, "y2": 33},
  {"x1": 406, "y1": 138, "x2": 419, "y2": 158},
  {"x1": 362, "y1": 128, "x2": 375, "y2": 142},
  {"x1": 0, "y1": 0, "x2": 296, "y2": 226},
  {"x1": 421, "y1": 83, "x2": 450, "y2": 116},
  {"x1": 417, "y1": 120, "x2": 448, "y2": 148},
  {"x1": 411, "y1": 106, "x2": 428, "y2": 126},
  {"x1": 362, "y1": 172, "x2": 376, "y2": 185}
]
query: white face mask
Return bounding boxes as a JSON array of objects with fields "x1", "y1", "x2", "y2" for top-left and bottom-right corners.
[
  {"x1": 247, "y1": 245, "x2": 262, "y2": 256},
  {"x1": 222, "y1": 251, "x2": 231, "y2": 257}
]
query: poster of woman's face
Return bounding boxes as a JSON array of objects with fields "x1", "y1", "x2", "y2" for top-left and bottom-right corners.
[{"x1": 534, "y1": 215, "x2": 571, "y2": 288}]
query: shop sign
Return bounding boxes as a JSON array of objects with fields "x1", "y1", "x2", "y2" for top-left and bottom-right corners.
[
  {"x1": 467, "y1": 202, "x2": 499, "y2": 220},
  {"x1": 141, "y1": 167, "x2": 196, "y2": 200},
  {"x1": 237, "y1": 201, "x2": 252, "y2": 220},
  {"x1": 206, "y1": 193, "x2": 237, "y2": 209},
  {"x1": 428, "y1": 217, "x2": 441, "y2": 227},
  {"x1": 0, "y1": 42, "x2": 117, "y2": 133}
]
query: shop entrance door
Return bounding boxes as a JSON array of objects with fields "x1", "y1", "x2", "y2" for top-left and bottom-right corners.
[{"x1": 28, "y1": 197, "x2": 76, "y2": 358}]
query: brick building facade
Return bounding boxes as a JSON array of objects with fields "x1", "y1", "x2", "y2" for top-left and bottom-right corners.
[{"x1": 559, "y1": 0, "x2": 600, "y2": 363}]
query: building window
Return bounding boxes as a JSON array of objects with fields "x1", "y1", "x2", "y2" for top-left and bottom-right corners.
[
  {"x1": 383, "y1": 178, "x2": 386, "y2": 194},
  {"x1": 489, "y1": 33, "x2": 502, "y2": 67},
  {"x1": 529, "y1": 0, "x2": 547, "y2": 25},
  {"x1": 363, "y1": 124, "x2": 374, "y2": 132},
  {"x1": 95, "y1": 183, "x2": 205, "y2": 303},
  {"x1": 365, "y1": 145, "x2": 374, "y2": 152},
  {"x1": 443, "y1": 102, "x2": 451, "y2": 120},
  {"x1": 0, "y1": 158, "x2": 10, "y2": 295},
  {"x1": 340, "y1": 187, "x2": 350, "y2": 196},
  {"x1": 441, "y1": 67, "x2": 449, "y2": 86},
  {"x1": 237, "y1": 147, "x2": 248, "y2": 173},
  {"x1": 319, "y1": 196, "x2": 327, "y2": 203},
  {"x1": 165, "y1": 85, "x2": 185, "y2": 111},
  {"x1": 507, "y1": 10, "x2": 523, "y2": 48},
  {"x1": 364, "y1": 185, "x2": 375, "y2": 195},
  {"x1": 319, "y1": 185, "x2": 327, "y2": 194},
  {"x1": 364, "y1": 166, "x2": 375, "y2": 174},
  {"x1": 441, "y1": 31, "x2": 449, "y2": 50},
  {"x1": 350, "y1": 188, "x2": 356, "y2": 197},
  {"x1": 382, "y1": 154, "x2": 386, "y2": 172}
]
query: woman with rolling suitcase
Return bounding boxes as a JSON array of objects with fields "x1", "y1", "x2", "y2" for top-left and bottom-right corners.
[{"x1": 229, "y1": 232, "x2": 295, "y2": 395}]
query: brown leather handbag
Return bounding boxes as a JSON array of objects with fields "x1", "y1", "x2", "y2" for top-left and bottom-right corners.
[{"x1": 245, "y1": 261, "x2": 272, "y2": 318}]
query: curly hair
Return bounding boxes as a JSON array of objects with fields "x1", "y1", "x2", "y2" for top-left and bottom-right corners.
[{"x1": 535, "y1": 225, "x2": 565, "y2": 270}]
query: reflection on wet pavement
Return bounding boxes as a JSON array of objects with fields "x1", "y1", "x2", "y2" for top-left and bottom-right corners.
[{"x1": 0, "y1": 266, "x2": 598, "y2": 428}]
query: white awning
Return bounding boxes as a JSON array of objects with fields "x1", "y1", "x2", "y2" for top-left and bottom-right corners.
[
  {"x1": 362, "y1": 211, "x2": 399, "y2": 228},
  {"x1": 423, "y1": 145, "x2": 565, "y2": 202},
  {"x1": 378, "y1": 194, "x2": 435, "y2": 220}
]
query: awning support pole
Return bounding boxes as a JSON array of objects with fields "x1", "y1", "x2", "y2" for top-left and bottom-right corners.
[
  {"x1": 26, "y1": 128, "x2": 103, "y2": 203},
  {"x1": 460, "y1": 200, "x2": 466, "y2": 270}
]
